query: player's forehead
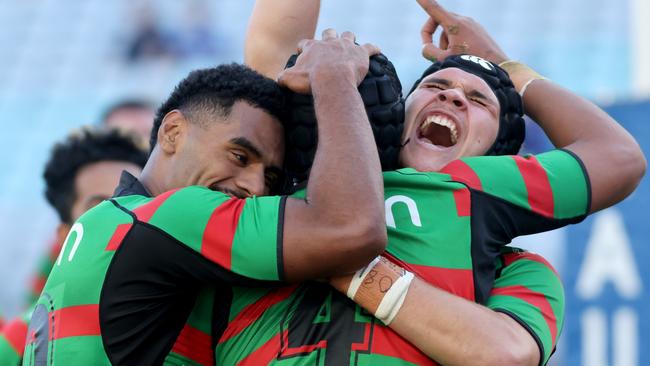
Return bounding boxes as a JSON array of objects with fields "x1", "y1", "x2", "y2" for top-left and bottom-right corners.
[{"x1": 420, "y1": 68, "x2": 497, "y2": 103}]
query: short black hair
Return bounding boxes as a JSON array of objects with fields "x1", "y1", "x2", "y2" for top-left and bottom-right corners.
[
  {"x1": 150, "y1": 63, "x2": 285, "y2": 150},
  {"x1": 101, "y1": 99, "x2": 155, "y2": 124},
  {"x1": 44, "y1": 126, "x2": 148, "y2": 224}
]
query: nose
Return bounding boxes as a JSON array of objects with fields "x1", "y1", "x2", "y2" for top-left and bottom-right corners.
[
  {"x1": 235, "y1": 166, "x2": 266, "y2": 197},
  {"x1": 436, "y1": 89, "x2": 467, "y2": 110}
]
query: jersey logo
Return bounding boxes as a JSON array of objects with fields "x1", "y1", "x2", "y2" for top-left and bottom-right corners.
[
  {"x1": 385, "y1": 195, "x2": 422, "y2": 229},
  {"x1": 56, "y1": 222, "x2": 84, "y2": 265}
]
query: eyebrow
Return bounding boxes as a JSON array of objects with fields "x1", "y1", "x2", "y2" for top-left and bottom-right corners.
[
  {"x1": 422, "y1": 77, "x2": 496, "y2": 106},
  {"x1": 229, "y1": 137, "x2": 282, "y2": 173},
  {"x1": 230, "y1": 137, "x2": 262, "y2": 159}
]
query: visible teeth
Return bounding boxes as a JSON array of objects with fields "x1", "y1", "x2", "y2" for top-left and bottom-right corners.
[{"x1": 420, "y1": 115, "x2": 458, "y2": 144}]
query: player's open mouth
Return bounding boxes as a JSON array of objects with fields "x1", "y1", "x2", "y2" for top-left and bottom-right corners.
[{"x1": 417, "y1": 114, "x2": 459, "y2": 148}]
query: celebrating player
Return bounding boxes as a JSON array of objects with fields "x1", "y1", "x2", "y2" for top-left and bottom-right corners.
[
  {"x1": 210, "y1": 1, "x2": 646, "y2": 365},
  {"x1": 23, "y1": 35, "x2": 389, "y2": 365}
]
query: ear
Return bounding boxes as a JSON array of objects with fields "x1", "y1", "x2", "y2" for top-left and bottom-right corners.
[
  {"x1": 158, "y1": 110, "x2": 187, "y2": 155},
  {"x1": 56, "y1": 223, "x2": 72, "y2": 244}
]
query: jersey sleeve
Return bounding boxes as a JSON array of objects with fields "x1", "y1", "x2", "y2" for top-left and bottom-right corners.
[
  {"x1": 487, "y1": 248, "x2": 565, "y2": 366},
  {"x1": 115, "y1": 186, "x2": 286, "y2": 281},
  {"x1": 441, "y1": 149, "x2": 590, "y2": 223}
]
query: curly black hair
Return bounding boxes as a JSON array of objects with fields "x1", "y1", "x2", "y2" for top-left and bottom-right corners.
[
  {"x1": 150, "y1": 63, "x2": 285, "y2": 150},
  {"x1": 44, "y1": 126, "x2": 148, "y2": 224}
]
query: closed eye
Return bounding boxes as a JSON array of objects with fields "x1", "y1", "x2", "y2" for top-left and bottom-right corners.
[{"x1": 231, "y1": 151, "x2": 249, "y2": 165}]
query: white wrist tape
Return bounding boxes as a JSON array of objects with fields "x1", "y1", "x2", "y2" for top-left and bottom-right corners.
[
  {"x1": 347, "y1": 257, "x2": 381, "y2": 299},
  {"x1": 375, "y1": 271, "x2": 414, "y2": 325}
]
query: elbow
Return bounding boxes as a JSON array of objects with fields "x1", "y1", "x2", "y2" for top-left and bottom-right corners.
[
  {"x1": 619, "y1": 140, "x2": 647, "y2": 193},
  {"x1": 503, "y1": 347, "x2": 539, "y2": 366},
  {"x1": 333, "y1": 218, "x2": 387, "y2": 271}
]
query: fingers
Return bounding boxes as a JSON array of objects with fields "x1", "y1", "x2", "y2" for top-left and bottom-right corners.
[
  {"x1": 416, "y1": 0, "x2": 454, "y2": 25},
  {"x1": 322, "y1": 28, "x2": 338, "y2": 40},
  {"x1": 340, "y1": 31, "x2": 356, "y2": 42},
  {"x1": 361, "y1": 43, "x2": 381, "y2": 56},
  {"x1": 422, "y1": 42, "x2": 449, "y2": 62},
  {"x1": 420, "y1": 17, "x2": 440, "y2": 44}
]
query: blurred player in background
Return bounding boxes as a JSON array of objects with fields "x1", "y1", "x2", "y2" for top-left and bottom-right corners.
[
  {"x1": 0, "y1": 127, "x2": 147, "y2": 366},
  {"x1": 101, "y1": 99, "x2": 156, "y2": 147},
  {"x1": 210, "y1": 0, "x2": 646, "y2": 365}
]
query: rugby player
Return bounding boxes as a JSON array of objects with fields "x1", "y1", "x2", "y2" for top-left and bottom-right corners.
[
  {"x1": 0, "y1": 127, "x2": 147, "y2": 366},
  {"x1": 23, "y1": 36, "x2": 389, "y2": 365},
  {"x1": 210, "y1": 1, "x2": 646, "y2": 365}
]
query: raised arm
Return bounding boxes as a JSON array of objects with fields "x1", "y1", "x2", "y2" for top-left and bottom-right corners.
[
  {"x1": 245, "y1": 0, "x2": 320, "y2": 79},
  {"x1": 416, "y1": 0, "x2": 646, "y2": 213},
  {"x1": 280, "y1": 30, "x2": 387, "y2": 282}
]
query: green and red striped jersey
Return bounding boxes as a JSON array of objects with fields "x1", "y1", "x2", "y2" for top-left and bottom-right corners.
[
  {"x1": 0, "y1": 310, "x2": 31, "y2": 366},
  {"x1": 23, "y1": 172, "x2": 286, "y2": 366},
  {"x1": 214, "y1": 149, "x2": 587, "y2": 365},
  {"x1": 489, "y1": 247, "x2": 564, "y2": 366}
]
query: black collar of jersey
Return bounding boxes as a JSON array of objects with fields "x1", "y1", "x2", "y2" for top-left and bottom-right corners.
[{"x1": 113, "y1": 171, "x2": 152, "y2": 198}]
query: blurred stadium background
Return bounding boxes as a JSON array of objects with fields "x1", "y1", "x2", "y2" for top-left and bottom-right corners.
[{"x1": 0, "y1": 0, "x2": 647, "y2": 364}]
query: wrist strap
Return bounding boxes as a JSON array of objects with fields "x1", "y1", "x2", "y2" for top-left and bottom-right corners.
[
  {"x1": 345, "y1": 256, "x2": 414, "y2": 325},
  {"x1": 498, "y1": 60, "x2": 548, "y2": 97}
]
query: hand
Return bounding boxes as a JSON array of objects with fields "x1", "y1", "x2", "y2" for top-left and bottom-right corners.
[
  {"x1": 278, "y1": 28, "x2": 380, "y2": 94},
  {"x1": 416, "y1": 0, "x2": 508, "y2": 64}
]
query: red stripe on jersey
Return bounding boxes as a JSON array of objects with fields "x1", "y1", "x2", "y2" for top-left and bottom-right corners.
[
  {"x1": 171, "y1": 324, "x2": 214, "y2": 366},
  {"x1": 503, "y1": 251, "x2": 560, "y2": 278},
  {"x1": 132, "y1": 189, "x2": 179, "y2": 222},
  {"x1": 49, "y1": 304, "x2": 100, "y2": 340},
  {"x1": 440, "y1": 160, "x2": 483, "y2": 190},
  {"x1": 237, "y1": 331, "x2": 283, "y2": 366},
  {"x1": 491, "y1": 285, "x2": 558, "y2": 347},
  {"x1": 219, "y1": 285, "x2": 298, "y2": 343},
  {"x1": 452, "y1": 188, "x2": 471, "y2": 217},
  {"x1": 512, "y1": 156, "x2": 554, "y2": 217},
  {"x1": 201, "y1": 198, "x2": 246, "y2": 271},
  {"x1": 105, "y1": 223, "x2": 133, "y2": 251},
  {"x1": 371, "y1": 325, "x2": 438, "y2": 365},
  {"x1": 0, "y1": 316, "x2": 4, "y2": 330},
  {"x1": 392, "y1": 259, "x2": 475, "y2": 301},
  {"x1": 1, "y1": 318, "x2": 28, "y2": 354}
]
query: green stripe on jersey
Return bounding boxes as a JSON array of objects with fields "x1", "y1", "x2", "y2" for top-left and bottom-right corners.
[
  {"x1": 383, "y1": 169, "x2": 472, "y2": 268},
  {"x1": 536, "y1": 150, "x2": 589, "y2": 219},
  {"x1": 147, "y1": 187, "x2": 230, "y2": 253},
  {"x1": 462, "y1": 155, "x2": 531, "y2": 211},
  {"x1": 231, "y1": 195, "x2": 283, "y2": 280}
]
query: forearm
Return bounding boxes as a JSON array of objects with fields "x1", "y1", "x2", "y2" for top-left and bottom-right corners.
[
  {"x1": 245, "y1": 0, "x2": 320, "y2": 78},
  {"x1": 305, "y1": 68, "x2": 385, "y2": 236},
  {"x1": 390, "y1": 278, "x2": 538, "y2": 366},
  {"x1": 513, "y1": 74, "x2": 646, "y2": 211},
  {"x1": 331, "y1": 258, "x2": 538, "y2": 366}
]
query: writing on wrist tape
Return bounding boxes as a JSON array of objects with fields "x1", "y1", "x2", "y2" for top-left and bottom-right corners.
[
  {"x1": 345, "y1": 256, "x2": 414, "y2": 325},
  {"x1": 498, "y1": 60, "x2": 548, "y2": 97}
]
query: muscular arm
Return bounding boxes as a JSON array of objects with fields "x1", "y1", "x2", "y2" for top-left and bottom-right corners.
[
  {"x1": 280, "y1": 32, "x2": 387, "y2": 282},
  {"x1": 245, "y1": 0, "x2": 320, "y2": 78},
  {"x1": 331, "y1": 256, "x2": 539, "y2": 366},
  {"x1": 389, "y1": 277, "x2": 538, "y2": 366},
  {"x1": 416, "y1": 0, "x2": 646, "y2": 213}
]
